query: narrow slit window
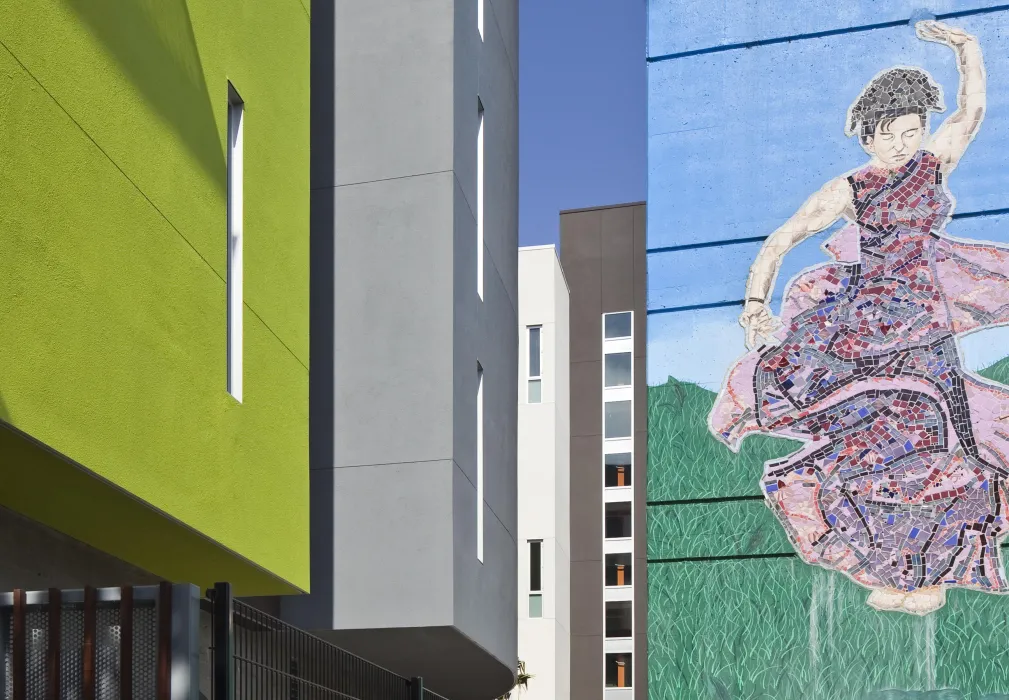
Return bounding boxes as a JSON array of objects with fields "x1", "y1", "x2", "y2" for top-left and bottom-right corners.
[
  {"x1": 528, "y1": 325, "x2": 542, "y2": 403},
  {"x1": 477, "y1": 101, "x2": 485, "y2": 300},
  {"x1": 477, "y1": 364, "x2": 485, "y2": 562},
  {"x1": 227, "y1": 83, "x2": 244, "y2": 403},
  {"x1": 478, "y1": 0, "x2": 484, "y2": 40},
  {"x1": 529, "y1": 541, "x2": 542, "y2": 592},
  {"x1": 529, "y1": 540, "x2": 542, "y2": 617}
]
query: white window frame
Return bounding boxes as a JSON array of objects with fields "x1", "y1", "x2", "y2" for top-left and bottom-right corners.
[{"x1": 227, "y1": 83, "x2": 244, "y2": 403}]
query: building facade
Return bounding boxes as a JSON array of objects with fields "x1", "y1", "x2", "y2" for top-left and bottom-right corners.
[
  {"x1": 0, "y1": 1, "x2": 309, "y2": 594},
  {"x1": 648, "y1": 2, "x2": 1009, "y2": 698},
  {"x1": 517, "y1": 245, "x2": 571, "y2": 700},
  {"x1": 560, "y1": 203, "x2": 647, "y2": 700},
  {"x1": 282, "y1": 2, "x2": 520, "y2": 699}
]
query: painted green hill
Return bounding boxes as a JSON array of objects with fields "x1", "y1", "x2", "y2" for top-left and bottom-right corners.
[{"x1": 647, "y1": 377, "x2": 801, "y2": 500}]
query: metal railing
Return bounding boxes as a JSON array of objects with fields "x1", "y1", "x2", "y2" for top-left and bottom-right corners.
[{"x1": 207, "y1": 583, "x2": 436, "y2": 700}]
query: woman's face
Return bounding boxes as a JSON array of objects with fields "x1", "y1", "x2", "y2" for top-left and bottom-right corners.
[{"x1": 866, "y1": 113, "x2": 925, "y2": 168}]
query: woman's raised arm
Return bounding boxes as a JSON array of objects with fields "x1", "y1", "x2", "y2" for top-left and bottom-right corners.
[
  {"x1": 919, "y1": 21, "x2": 986, "y2": 170},
  {"x1": 740, "y1": 177, "x2": 851, "y2": 349}
]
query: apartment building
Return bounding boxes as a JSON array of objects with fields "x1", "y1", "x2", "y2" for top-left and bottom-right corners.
[
  {"x1": 517, "y1": 246, "x2": 571, "y2": 700},
  {"x1": 282, "y1": 2, "x2": 520, "y2": 699},
  {"x1": 0, "y1": 2, "x2": 309, "y2": 594},
  {"x1": 560, "y1": 203, "x2": 647, "y2": 700}
]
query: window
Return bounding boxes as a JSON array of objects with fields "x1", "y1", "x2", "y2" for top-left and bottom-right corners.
[
  {"x1": 605, "y1": 653, "x2": 632, "y2": 689},
  {"x1": 227, "y1": 83, "x2": 244, "y2": 402},
  {"x1": 529, "y1": 540, "x2": 542, "y2": 591},
  {"x1": 528, "y1": 326, "x2": 542, "y2": 402},
  {"x1": 605, "y1": 553, "x2": 633, "y2": 587},
  {"x1": 605, "y1": 352, "x2": 632, "y2": 387},
  {"x1": 604, "y1": 312, "x2": 632, "y2": 339},
  {"x1": 477, "y1": 364, "x2": 484, "y2": 562},
  {"x1": 605, "y1": 502, "x2": 632, "y2": 539},
  {"x1": 605, "y1": 601, "x2": 633, "y2": 638},
  {"x1": 477, "y1": 0, "x2": 484, "y2": 40},
  {"x1": 529, "y1": 540, "x2": 542, "y2": 617},
  {"x1": 477, "y1": 101, "x2": 485, "y2": 300},
  {"x1": 604, "y1": 401, "x2": 632, "y2": 439},
  {"x1": 605, "y1": 453, "x2": 632, "y2": 488}
]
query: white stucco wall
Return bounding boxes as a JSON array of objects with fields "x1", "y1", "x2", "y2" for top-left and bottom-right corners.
[{"x1": 517, "y1": 246, "x2": 570, "y2": 700}]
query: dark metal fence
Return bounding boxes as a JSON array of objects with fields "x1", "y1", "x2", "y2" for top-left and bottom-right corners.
[{"x1": 206, "y1": 583, "x2": 440, "y2": 700}]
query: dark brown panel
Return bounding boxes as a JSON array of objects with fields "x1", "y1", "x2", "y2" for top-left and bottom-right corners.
[
  {"x1": 83, "y1": 587, "x2": 95, "y2": 700},
  {"x1": 571, "y1": 634, "x2": 604, "y2": 700},
  {"x1": 571, "y1": 361, "x2": 602, "y2": 438},
  {"x1": 47, "y1": 589, "x2": 60, "y2": 700},
  {"x1": 634, "y1": 631, "x2": 648, "y2": 693},
  {"x1": 561, "y1": 209, "x2": 603, "y2": 365},
  {"x1": 570, "y1": 560, "x2": 603, "y2": 637},
  {"x1": 600, "y1": 206, "x2": 636, "y2": 313},
  {"x1": 632, "y1": 205, "x2": 648, "y2": 361},
  {"x1": 13, "y1": 589, "x2": 25, "y2": 700},
  {"x1": 120, "y1": 587, "x2": 134, "y2": 700},
  {"x1": 157, "y1": 582, "x2": 172, "y2": 700},
  {"x1": 570, "y1": 436, "x2": 602, "y2": 563}
]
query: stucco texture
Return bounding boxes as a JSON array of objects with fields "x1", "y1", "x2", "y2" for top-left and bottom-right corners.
[{"x1": 0, "y1": 0, "x2": 309, "y2": 594}]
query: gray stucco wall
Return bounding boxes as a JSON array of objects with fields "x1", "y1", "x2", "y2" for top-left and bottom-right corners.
[{"x1": 284, "y1": 2, "x2": 518, "y2": 698}]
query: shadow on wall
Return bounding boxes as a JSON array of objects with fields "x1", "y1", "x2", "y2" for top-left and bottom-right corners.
[
  {"x1": 0, "y1": 393, "x2": 8, "y2": 425},
  {"x1": 62, "y1": 0, "x2": 226, "y2": 194}
]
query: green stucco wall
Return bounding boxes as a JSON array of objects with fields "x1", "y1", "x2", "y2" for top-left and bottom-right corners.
[{"x1": 0, "y1": 0, "x2": 309, "y2": 594}]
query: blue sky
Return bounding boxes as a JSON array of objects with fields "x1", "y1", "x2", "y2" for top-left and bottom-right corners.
[{"x1": 518, "y1": 0, "x2": 646, "y2": 246}]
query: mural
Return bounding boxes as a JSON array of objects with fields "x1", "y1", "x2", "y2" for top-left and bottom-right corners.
[
  {"x1": 646, "y1": 6, "x2": 1009, "y2": 696},
  {"x1": 708, "y1": 20, "x2": 1009, "y2": 616}
]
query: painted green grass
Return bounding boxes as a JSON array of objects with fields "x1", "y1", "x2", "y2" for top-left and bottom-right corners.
[
  {"x1": 648, "y1": 558, "x2": 1009, "y2": 700},
  {"x1": 647, "y1": 377, "x2": 801, "y2": 500}
]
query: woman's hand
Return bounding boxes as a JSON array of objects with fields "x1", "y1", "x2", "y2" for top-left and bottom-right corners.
[
  {"x1": 739, "y1": 301, "x2": 780, "y2": 350},
  {"x1": 916, "y1": 20, "x2": 974, "y2": 48}
]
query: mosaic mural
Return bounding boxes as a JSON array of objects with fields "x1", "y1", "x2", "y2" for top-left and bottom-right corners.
[{"x1": 698, "y1": 21, "x2": 1009, "y2": 616}]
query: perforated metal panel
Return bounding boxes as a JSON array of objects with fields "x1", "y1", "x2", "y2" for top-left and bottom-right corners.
[
  {"x1": 25, "y1": 606, "x2": 47, "y2": 700},
  {"x1": 62, "y1": 603, "x2": 85, "y2": 700},
  {"x1": 95, "y1": 605, "x2": 120, "y2": 700},
  {"x1": 4, "y1": 611, "x2": 12, "y2": 700},
  {"x1": 133, "y1": 603, "x2": 157, "y2": 700}
]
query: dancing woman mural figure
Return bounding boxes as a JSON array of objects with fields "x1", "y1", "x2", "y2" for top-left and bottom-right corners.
[{"x1": 709, "y1": 21, "x2": 1009, "y2": 615}]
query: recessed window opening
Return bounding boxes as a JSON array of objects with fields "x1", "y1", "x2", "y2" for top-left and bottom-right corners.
[
  {"x1": 605, "y1": 553, "x2": 633, "y2": 587},
  {"x1": 605, "y1": 601, "x2": 633, "y2": 638},
  {"x1": 604, "y1": 311, "x2": 633, "y2": 340},
  {"x1": 227, "y1": 82, "x2": 244, "y2": 402},
  {"x1": 529, "y1": 540, "x2": 542, "y2": 618},
  {"x1": 477, "y1": 364, "x2": 484, "y2": 562},
  {"x1": 477, "y1": 100, "x2": 485, "y2": 300},
  {"x1": 528, "y1": 325, "x2": 542, "y2": 402},
  {"x1": 605, "y1": 352, "x2": 632, "y2": 387},
  {"x1": 605, "y1": 401, "x2": 632, "y2": 439},
  {"x1": 605, "y1": 653, "x2": 633, "y2": 689},
  {"x1": 605, "y1": 502, "x2": 632, "y2": 539},
  {"x1": 605, "y1": 453, "x2": 632, "y2": 488}
]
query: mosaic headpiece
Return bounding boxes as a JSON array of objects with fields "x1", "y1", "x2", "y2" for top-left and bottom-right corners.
[{"x1": 846, "y1": 67, "x2": 945, "y2": 142}]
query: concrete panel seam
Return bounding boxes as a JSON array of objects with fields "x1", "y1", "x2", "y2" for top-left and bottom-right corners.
[{"x1": 328, "y1": 168, "x2": 454, "y2": 191}]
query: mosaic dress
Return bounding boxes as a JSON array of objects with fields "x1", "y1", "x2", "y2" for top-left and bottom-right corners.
[{"x1": 711, "y1": 149, "x2": 1009, "y2": 593}]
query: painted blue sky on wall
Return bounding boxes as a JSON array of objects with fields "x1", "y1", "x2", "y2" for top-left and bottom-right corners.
[{"x1": 647, "y1": 6, "x2": 1009, "y2": 390}]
